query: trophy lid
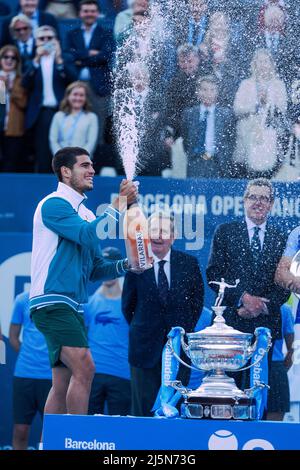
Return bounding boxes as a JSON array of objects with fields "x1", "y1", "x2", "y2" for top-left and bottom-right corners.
[
  {"x1": 187, "y1": 306, "x2": 253, "y2": 340},
  {"x1": 188, "y1": 322, "x2": 252, "y2": 339}
]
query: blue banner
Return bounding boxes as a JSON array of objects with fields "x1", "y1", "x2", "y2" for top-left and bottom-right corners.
[{"x1": 43, "y1": 414, "x2": 300, "y2": 450}]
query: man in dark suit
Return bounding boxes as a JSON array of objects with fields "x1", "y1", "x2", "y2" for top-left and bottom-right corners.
[
  {"x1": 22, "y1": 25, "x2": 77, "y2": 172},
  {"x1": 206, "y1": 178, "x2": 290, "y2": 388},
  {"x1": 63, "y1": 0, "x2": 115, "y2": 145},
  {"x1": 180, "y1": 74, "x2": 235, "y2": 178},
  {"x1": 0, "y1": 0, "x2": 59, "y2": 46},
  {"x1": 122, "y1": 210, "x2": 204, "y2": 416},
  {"x1": 8, "y1": 14, "x2": 36, "y2": 74}
]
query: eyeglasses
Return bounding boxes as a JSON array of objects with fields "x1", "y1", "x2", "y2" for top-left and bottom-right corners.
[
  {"x1": 2, "y1": 55, "x2": 17, "y2": 61},
  {"x1": 246, "y1": 195, "x2": 272, "y2": 203},
  {"x1": 37, "y1": 36, "x2": 55, "y2": 41},
  {"x1": 14, "y1": 26, "x2": 30, "y2": 32}
]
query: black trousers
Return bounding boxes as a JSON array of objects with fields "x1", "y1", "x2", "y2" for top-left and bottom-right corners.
[
  {"x1": 130, "y1": 363, "x2": 162, "y2": 417},
  {"x1": 32, "y1": 107, "x2": 57, "y2": 173},
  {"x1": 130, "y1": 361, "x2": 190, "y2": 417},
  {"x1": 88, "y1": 373, "x2": 131, "y2": 416}
]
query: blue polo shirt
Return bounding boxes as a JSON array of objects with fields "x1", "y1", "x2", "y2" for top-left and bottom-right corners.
[
  {"x1": 84, "y1": 290, "x2": 130, "y2": 380},
  {"x1": 11, "y1": 292, "x2": 51, "y2": 379}
]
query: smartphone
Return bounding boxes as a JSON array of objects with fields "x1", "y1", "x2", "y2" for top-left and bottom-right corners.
[{"x1": 42, "y1": 41, "x2": 55, "y2": 54}]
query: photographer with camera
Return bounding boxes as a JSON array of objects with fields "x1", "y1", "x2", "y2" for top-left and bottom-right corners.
[{"x1": 22, "y1": 25, "x2": 77, "y2": 173}]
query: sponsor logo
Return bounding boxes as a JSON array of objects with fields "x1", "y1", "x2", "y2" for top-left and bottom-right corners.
[
  {"x1": 135, "y1": 231, "x2": 147, "y2": 268},
  {"x1": 65, "y1": 438, "x2": 115, "y2": 450},
  {"x1": 208, "y1": 429, "x2": 274, "y2": 450}
]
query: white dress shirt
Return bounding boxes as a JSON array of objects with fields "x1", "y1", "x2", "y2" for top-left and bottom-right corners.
[
  {"x1": 79, "y1": 22, "x2": 97, "y2": 81},
  {"x1": 18, "y1": 36, "x2": 34, "y2": 56},
  {"x1": 200, "y1": 103, "x2": 215, "y2": 156},
  {"x1": 153, "y1": 250, "x2": 171, "y2": 288},
  {"x1": 245, "y1": 215, "x2": 267, "y2": 249},
  {"x1": 40, "y1": 53, "x2": 57, "y2": 107}
]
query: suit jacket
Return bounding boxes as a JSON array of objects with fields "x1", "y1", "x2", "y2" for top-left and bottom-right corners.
[
  {"x1": 22, "y1": 61, "x2": 77, "y2": 129},
  {"x1": 122, "y1": 249, "x2": 204, "y2": 368},
  {"x1": 181, "y1": 104, "x2": 235, "y2": 177},
  {"x1": 63, "y1": 24, "x2": 115, "y2": 97},
  {"x1": 206, "y1": 220, "x2": 290, "y2": 340},
  {"x1": 0, "y1": 11, "x2": 59, "y2": 46}
]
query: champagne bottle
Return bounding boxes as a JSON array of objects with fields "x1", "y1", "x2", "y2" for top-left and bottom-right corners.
[{"x1": 123, "y1": 203, "x2": 153, "y2": 270}]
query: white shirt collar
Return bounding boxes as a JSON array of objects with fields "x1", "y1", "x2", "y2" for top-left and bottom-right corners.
[
  {"x1": 81, "y1": 21, "x2": 98, "y2": 34},
  {"x1": 30, "y1": 9, "x2": 38, "y2": 20},
  {"x1": 153, "y1": 249, "x2": 171, "y2": 265},
  {"x1": 57, "y1": 182, "x2": 87, "y2": 210},
  {"x1": 200, "y1": 104, "x2": 215, "y2": 113},
  {"x1": 245, "y1": 215, "x2": 267, "y2": 233}
]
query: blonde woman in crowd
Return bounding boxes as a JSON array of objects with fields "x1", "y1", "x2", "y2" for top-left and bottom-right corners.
[
  {"x1": 49, "y1": 81, "x2": 99, "y2": 157},
  {"x1": 0, "y1": 45, "x2": 27, "y2": 172},
  {"x1": 233, "y1": 48, "x2": 287, "y2": 177}
]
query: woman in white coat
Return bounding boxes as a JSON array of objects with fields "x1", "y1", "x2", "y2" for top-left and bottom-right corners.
[
  {"x1": 49, "y1": 81, "x2": 98, "y2": 157},
  {"x1": 233, "y1": 48, "x2": 287, "y2": 177}
]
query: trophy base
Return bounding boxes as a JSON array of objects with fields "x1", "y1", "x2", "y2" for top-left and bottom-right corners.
[{"x1": 181, "y1": 396, "x2": 256, "y2": 420}]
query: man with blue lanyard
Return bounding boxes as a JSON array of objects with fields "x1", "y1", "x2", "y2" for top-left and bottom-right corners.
[
  {"x1": 9, "y1": 285, "x2": 52, "y2": 450},
  {"x1": 29, "y1": 146, "x2": 138, "y2": 417}
]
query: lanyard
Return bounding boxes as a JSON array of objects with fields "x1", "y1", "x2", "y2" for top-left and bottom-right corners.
[{"x1": 188, "y1": 16, "x2": 206, "y2": 46}]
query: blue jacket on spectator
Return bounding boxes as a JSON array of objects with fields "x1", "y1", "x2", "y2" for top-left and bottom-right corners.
[
  {"x1": 63, "y1": 23, "x2": 115, "y2": 97},
  {"x1": 22, "y1": 60, "x2": 77, "y2": 129}
]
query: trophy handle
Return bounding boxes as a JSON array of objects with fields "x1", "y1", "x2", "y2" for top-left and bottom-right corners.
[
  {"x1": 166, "y1": 380, "x2": 192, "y2": 397},
  {"x1": 167, "y1": 337, "x2": 203, "y2": 372},
  {"x1": 180, "y1": 330, "x2": 191, "y2": 358},
  {"x1": 237, "y1": 334, "x2": 272, "y2": 372}
]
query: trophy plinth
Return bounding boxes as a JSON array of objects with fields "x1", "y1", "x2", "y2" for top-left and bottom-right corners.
[{"x1": 168, "y1": 279, "x2": 270, "y2": 420}]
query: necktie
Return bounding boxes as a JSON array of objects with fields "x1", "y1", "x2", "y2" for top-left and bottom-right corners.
[
  {"x1": 251, "y1": 226, "x2": 261, "y2": 263},
  {"x1": 22, "y1": 43, "x2": 29, "y2": 58},
  {"x1": 157, "y1": 260, "x2": 169, "y2": 306}
]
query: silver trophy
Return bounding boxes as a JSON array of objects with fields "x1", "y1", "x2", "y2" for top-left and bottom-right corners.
[{"x1": 167, "y1": 279, "x2": 271, "y2": 420}]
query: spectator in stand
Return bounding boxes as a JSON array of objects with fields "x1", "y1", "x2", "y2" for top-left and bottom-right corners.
[
  {"x1": 254, "y1": 2, "x2": 296, "y2": 85},
  {"x1": 275, "y1": 72, "x2": 300, "y2": 180},
  {"x1": 117, "y1": 0, "x2": 175, "y2": 93},
  {"x1": 84, "y1": 247, "x2": 131, "y2": 416},
  {"x1": 177, "y1": 0, "x2": 210, "y2": 48},
  {"x1": 267, "y1": 303, "x2": 294, "y2": 421},
  {"x1": 113, "y1": 0, "x2": 135, "y2": 43},
  {"x1": 49, "y1": 81, "x2": 98, "y2": 157},
  {"x1": 0, "y1": 1, "x2": 11, "y2": 16},
  {"x1": 233, "y1": 48, "x2": 287, "y2": 179},
  {"x1": 63, "y1": 0, "x2": 115, "y2": 146},
  {"x1": 0, "y1": 46, "x2": 28, "y2": 172},
  {"x1": 0, "y1": 0, "x2": 59, "y2": 46},
  {"x1": 0, "y1": 79, "x2": 5, "y2": 134},
  {"x1": 9, "y1": 286, "x2": 52, "y2": 450},
  {"x1": 22, "y1": 25, "x2": 77, "y2": 172},
  {"x1": 9, "y1": 15, "x2": 35, "y2": 74},
  {"x1": 166, "y1": 44, "x2": 203, "y2": 137},
  {"x1": 199, "y1": 11, "x2": 239, "y2": 107},
  {"x1": 38, "y1": 0, "x2": 80, "y2": 19},
  {"x1": 180, "y1": 74, "x2": 235, "y2": 178}
]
